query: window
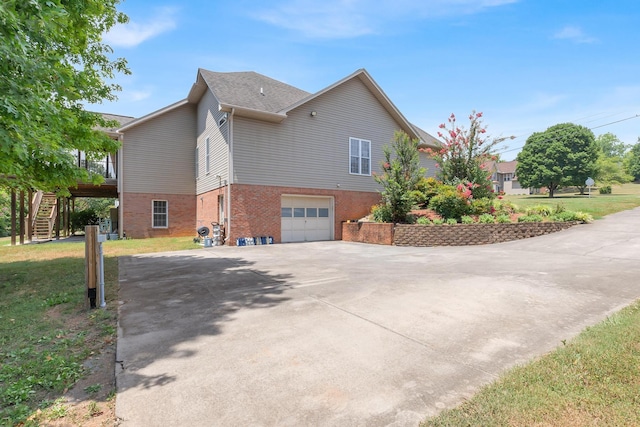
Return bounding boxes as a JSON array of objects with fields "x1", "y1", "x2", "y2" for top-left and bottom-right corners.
[
  {"x1": 349, "y1": 137, "x2": 371, "y2": 175},
  {"x1": 281, "y1": 207, "x2": 292, "y2": 217},
  {"x1": 195, "y1": 147, "x2": 199, "y2": 179},
  {"x1": 152, "y1": 200, "x2": 168, "y2": 228},
  {"x1": 205, "y1": 138, "x2": 210, "y2": 174},
  {"x1": 319, "y1": 208, "x2": 329, "y2": 218}
]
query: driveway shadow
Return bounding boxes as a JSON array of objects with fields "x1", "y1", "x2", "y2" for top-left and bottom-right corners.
[{"x1": 116, "y1": 251, "x2": 292, "y2": 393}]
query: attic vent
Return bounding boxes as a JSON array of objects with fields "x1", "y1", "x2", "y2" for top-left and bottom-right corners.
[{"x1": 218, "y1": 113, "x2": 227, "y2": 127}]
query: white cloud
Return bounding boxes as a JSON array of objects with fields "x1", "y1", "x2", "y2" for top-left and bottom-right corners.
[
  {"x1": 104, "y1": 7, "x2": 178, "y2": 48},
  {"x1": 128, "y1": 90, "x2": 152, "y2": 102},
  {"x1": 254, "y1": 0, "x2": 519, "y2": 39},
  {"x1": 553, "y1": 26, "x2": 598, "y2": 44}
]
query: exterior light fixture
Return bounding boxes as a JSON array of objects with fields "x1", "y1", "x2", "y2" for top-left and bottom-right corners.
[{"x1": 310, "y1": 111, "x2": 317, "y2": 117}]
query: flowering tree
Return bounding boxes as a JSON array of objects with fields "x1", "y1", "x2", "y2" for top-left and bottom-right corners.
[
  {"x1": 373, "y1": 131, "x2": 426, "y2": 223},
  {"x1": 423, "y1": 111, "x2": 512, "y2": 199}
]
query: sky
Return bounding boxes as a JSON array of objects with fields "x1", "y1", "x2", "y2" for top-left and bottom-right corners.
[{"x1": 94, "y1": 0, "x2": 640, "y2": 160}]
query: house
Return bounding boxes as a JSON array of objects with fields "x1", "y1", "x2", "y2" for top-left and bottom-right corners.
[
  {"x1": 486, "y1": 160, "x2": 529, "y2": 195},
  {"x1": 116, "y1": 68, "x2": 440, "y2": 244}
]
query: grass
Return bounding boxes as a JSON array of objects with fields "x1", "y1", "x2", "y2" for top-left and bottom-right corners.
[
  {"x1": 422, "y1": 301, "x2": 640, "y2": 426},
  {"x1": 505, "y1": 182, "x2": 640, "y2": 219},
  {"x1": 0, "y1": 236, "x2": 200, "y2": 426}
]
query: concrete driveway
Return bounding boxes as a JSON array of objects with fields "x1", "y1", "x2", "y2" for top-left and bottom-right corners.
[{"x1": 116, "y1": 208, "x2": 640, "y2": 426}]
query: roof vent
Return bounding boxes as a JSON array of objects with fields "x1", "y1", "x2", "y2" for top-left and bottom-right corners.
[{"x1": 260, "y1": 87, "x2": 265, "y2": 96}]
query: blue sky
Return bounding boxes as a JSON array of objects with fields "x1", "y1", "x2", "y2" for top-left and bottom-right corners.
[{"x1": 95, "y1": 0, "x2": 640, "y2": 160}]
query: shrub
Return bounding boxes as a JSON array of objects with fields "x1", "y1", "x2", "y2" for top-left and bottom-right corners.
[
  {"x1": 416, "y1": 216, "x2": 431, "y2": 225},
  {"x1": 445, "y1": 218, "x2": 458, "y2": 225},
  {"x1": 496, "y1": 214, "x2": 512, "y2": 223},
  {"x1": 412, "y1": 177, "x2": 443, "y2": 208},
  {"x1": 525, "y1": 205, "x2": 554, "y2": 217},
  {"x1": 371, "y1": 204, "x2": 393, "y2": 223},
  {"x1": 553, "y1": 203, "x2": 566, "y2": 214},
  {"x1": 599, "y1": 185, "x2": 612, "y2": 194},
  {"x1": 518, "y1": 214, "x2": 544, "y2": 223},
  {"x1": 478, "y1": 213, "x2": 495, "y2": 224},
  {"x1": 460, "y1": 215, "x2": 474, "y2": 224},
  {"x1": 428, "y1": 186, "x2": 471, "y2": 220},
  {"x1": 470, "y1": 198, "x2": 494, "y2": 215},
  {"x1": 69, "y1": 209, "x2": 99, "y2": 234},
  {"x1": 493, "y1": 199, "x2": 518, "y2": 216},
  {"x1": 552, "y1": 211, "x2": 593, "y2": 223},
  {"x1": 431, "y1": 218, "x2": 445, "y2": 225}
]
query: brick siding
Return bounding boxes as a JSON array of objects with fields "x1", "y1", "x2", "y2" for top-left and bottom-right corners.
[
  {"x1": 229, "y1": 184, "x2": 381, "y2": 245},
  {"x1": 122, "y1": 192, "x2": 196, "y2": 238}
]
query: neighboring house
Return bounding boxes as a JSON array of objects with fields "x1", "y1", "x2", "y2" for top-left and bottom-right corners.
[
  {"x1": 486, "y1": 160, "x2": 529, "y2": 195},
  {"x1": 116, "y1": 68, "x2": 440, "y2": 244}
]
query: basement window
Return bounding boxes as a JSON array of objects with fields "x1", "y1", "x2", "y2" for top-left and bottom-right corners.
[{"x1": 152, "y1": 200, "x2": 168, "y2": 228}]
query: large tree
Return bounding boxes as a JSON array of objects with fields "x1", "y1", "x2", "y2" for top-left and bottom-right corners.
[
  {"x1": 594, "y1": 133, "x2": 632, "y2": 186},
  {"x1": 0, "y1": 0, "x2": 129, "y2": 193},
  {"x1": 624, "y1": 139, "x2": 640, "y2": 181},
  {"x1": 516, "y1": 123, "x2": 598, "y2": 197}
]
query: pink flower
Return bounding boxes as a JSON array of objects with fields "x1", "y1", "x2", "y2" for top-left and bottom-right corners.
[
  {"x1": 476, "y1": 112, "x2": 483, "y2": 118},
  {"x1": 498, "y1": 196, "x2": 503, "y2": 200},
  {"x1": 439, "y1": 123, "x2": 446, "y2": 129},
  {"x1": 383, "y1": 162, "x2": 390, "y2": 169}
]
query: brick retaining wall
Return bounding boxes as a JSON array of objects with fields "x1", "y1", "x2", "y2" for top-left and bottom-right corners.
[{"x1": 342, "y1": 221, "x2": 580, "y2": 246}]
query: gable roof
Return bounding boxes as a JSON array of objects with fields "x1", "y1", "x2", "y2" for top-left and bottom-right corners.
[
  {"x1": 486, "y1": 160, "x2": 518, "y2": 175},
  {"x1": 199, "y1": 70, "x2": 310, "y2": 113},
  {"x1": 121, "y1": 68, "x2": 440, "y2": 148},
  {"x1": 95, "y1": 112, "x2": 135, "y2": 137},
  {"x1": 411, "y1": 123, "x2": 442, "y2": 149}
]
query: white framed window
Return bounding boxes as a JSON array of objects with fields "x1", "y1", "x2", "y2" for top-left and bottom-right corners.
[
  {"x1": 195, "y1": 147, "x2": 199, "y2": 179},
  {"x1": 152, "y1": 200, "x2": 168, "y2": 228},
  {"x1": 349, "y1": 137, "x2": 371, "y2": 175},
  {"x1": 205, "y1": 137, "x2": 210, "y2": 174}
]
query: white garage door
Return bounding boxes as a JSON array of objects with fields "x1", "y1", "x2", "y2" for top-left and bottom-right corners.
[{"x1": 281, "y1": 196, "x2": 333, "y2": 243}]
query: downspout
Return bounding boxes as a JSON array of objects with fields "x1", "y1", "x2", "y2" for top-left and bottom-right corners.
[
  {"x1": 226, "y1": 108, "x2": 234, "y2": 244},
  {"x1": 117, "y1": 134, "x2": 124, "y2": 238}
]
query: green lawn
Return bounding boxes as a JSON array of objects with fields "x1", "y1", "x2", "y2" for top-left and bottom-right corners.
[
  {"x1": 422, "y1": 301, "x2": 640, "y2": 426},
  {"x1": 0, "y1": 236, "x2": 200, "y2": 426},
  {"x1": 505, "y1": 182, "x2": 640, "y2": 219}
]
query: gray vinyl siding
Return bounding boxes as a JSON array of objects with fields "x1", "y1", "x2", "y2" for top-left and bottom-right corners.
[
  {"x1": 419, "y1": 153, "x2": 438, "y2": 178},
  {"x1": 122, "y1": 103, "x2": 196, "y2": 194},
  {"x1": 232, "y1": 78, "x2": 409, "y2": 192},
  {"x1": 196, "y1": 90, "x2": 229, "y2": 194}
]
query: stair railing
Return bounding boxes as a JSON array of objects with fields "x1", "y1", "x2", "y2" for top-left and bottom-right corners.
[{"x1": 31, "y1": 191, "x2": 43, "y2": 230}]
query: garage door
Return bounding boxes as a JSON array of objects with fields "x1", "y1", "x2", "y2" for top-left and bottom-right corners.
[{"x1": 281, "y1": 196, "x2": 333, "y2": 243}]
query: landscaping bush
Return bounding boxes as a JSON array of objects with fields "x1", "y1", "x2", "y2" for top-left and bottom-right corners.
[
  {"x1": 432, "y1": 218, "x2": 445, "y2": 225},
  {"x1": 525, "y1": 205, "x2": 554, "y2": 217},
  {"x1": 470, "y1": 198, "x2": 494, "y2": 215},
  {"x1": 496, "y1": 214, "x2": 512, "y2": 223},
  {"x1": 518, "y1": 214, "x2": 544, "y2": 223},
  {"x1": 552, "y1": 211, "x2": 593, "y2": 223},
  {"x1": 461, "y1": 215, "x2": 474, "y2": 224},
  {"x1": 416, "y1": 216, "x2": 431, "y2": 225},
  {"x1": 445, "y1": 218, "x2": 458, "y2": 225},
  {"x1": 69, "y1": 209, "x2": 99, "y2": 234},
  {"x1": 412, "y1": 177, "x2": 443, "y2": 208},
  {"x1": 493, "y1": 199, "x2": 518, "y2": 216},
  {"x1": 478, "y1": 213, "x2": 495, "y2": 223},
  {"x1": 599, "y1": 185, "x2": 612, "y2": 194},
  {"x1": 428, "y1": 186, "x2": 471, "y2": 220}
]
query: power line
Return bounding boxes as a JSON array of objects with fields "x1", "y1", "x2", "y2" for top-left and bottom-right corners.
[{"x1": 496, "y1": 114, "x2": 640, "y2": 155}]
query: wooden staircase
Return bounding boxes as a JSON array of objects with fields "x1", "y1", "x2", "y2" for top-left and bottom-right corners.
[{"x1": 32, "y1": 192, "x2": 58, "y2": 240}]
